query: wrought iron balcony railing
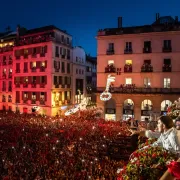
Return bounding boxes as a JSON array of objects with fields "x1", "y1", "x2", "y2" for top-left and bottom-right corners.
[{"x1": 96, "y1": 87, "x2": 180, "y2": 94}]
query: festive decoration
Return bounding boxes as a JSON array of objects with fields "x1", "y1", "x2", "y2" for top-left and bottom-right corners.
[
  {"x1": 118, "y1": 146, "x2": 177, "y2": 180},
  {"x1": 167, "y1": 97, "x2": 180, "y2": 119},
  {"x1": 100, "y1": 74, "x2": 115, "y2": 101},
  {"x1": 65, "y1": 98, "x2": 89, "y2": 116}
]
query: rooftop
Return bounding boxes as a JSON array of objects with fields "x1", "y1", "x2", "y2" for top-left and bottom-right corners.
[{"x1": 97, "y1": 14, "x2": 180, "y2": 36}]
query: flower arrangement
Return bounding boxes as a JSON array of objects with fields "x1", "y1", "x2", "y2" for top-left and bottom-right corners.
[
  {"x1": 117, "y1": 146, "x2": 177, "y2": 180},
  {"x1": 167, "y1": 97, "x2": 180, "y2": 119}
]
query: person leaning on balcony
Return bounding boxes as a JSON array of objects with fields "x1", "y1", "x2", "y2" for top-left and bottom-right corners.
[{"x1": 144, "y1": 116, "x2": 180, "y2": 154}]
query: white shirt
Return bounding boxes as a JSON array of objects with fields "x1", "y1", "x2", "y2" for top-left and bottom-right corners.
[
  {"x1": 152, "y1": 127, "x2": 180, "y2": 154},
  {"x1": 145, "y1": 130, "x2": 161, "y2": 139}
]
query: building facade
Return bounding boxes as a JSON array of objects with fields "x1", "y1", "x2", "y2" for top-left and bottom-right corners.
[
  {"x1": 96, "y1": 14, "x2": 180, "y2": 121},
  {"x1": 86, "y1": 55, "x2": 97, "y2": 103},
  {"x1": 0, "y1": 25, "x2": 73, "y2": 116},
  {"x1": 72, "y1": 46, "x2": 86, "y2": 103}
]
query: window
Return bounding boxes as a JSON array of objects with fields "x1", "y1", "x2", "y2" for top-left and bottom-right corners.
[
  {"x1": 108, "y1": 60, "x2": 114, "y2": 65},
  {"x1": 32, "y1": 48, "x2": 36, "y2": 54},
  {"x1": 108, "y1": 43, "x2": 114, "y2": 50},
  {"x1": 144, "y1": 78, "x2": 151, "y2": 87},
  {"x1": 24, "y1": 49, "x2": 28, "y2": 54},
  {"x1": 125, "y1": 60, "x2": 132, "y2": 65},
  {"x1": 54, "y1": 76, "x2": 58, "y2": 85},
  {"x1": 144, "y1": 41, "x2": 151, "y2": 48},
  {"x1": 76, "y1": 57, "x2": 78, "y2": 62},
  {"x1": 67, "y1": 37, "x2": 69, "y2": 44},
  {"x1": 61, "y1": 35, "x2": 64, "y2": 42},
  {"x1": 125, "y1": 78, "x2": 132, "y2": 85},
  {"x1": 144, "y1": 60, "x2": 151, "y2": 64},
  {"x1": 164, "y1": 78, "x2": 170, "y2": 88},
  {"x1": 62, "y1": 62, "x2": 65, "y2": 73},
  {"x1": 164, "y1": 59, "x2": 171, "y2": 65},
  {"x1": 40, "y1": 46, "x2": 45, "y2": 54},
  {"x1": 126, "y1": 42, "x2": 132, "y2": 50},
  {"x1": 164, "y1": 40, "x2": 171, "y2": 48},
  {"x1": 67, "y1": 63, "x2": 70, "y2": 73},
  {"x1": 55, "y1": 46, "x2": 59, "y2": 55},
  {"x1": 32, "y1": 62, "x2": 36, "y2": 68},
  {"x1": 76, "y1": 69, "x2": 78, "y2": 74},
  {"x1": 79, "y1": 69, "x2": 81, "y2": 74}
]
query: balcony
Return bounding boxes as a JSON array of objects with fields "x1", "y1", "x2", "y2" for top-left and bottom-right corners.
[
  {"x1": 2, "y1": 73, "x2": 6, "y2": 78},
  {"x1": 40, "y1": 83, "x2": 45, "y2": 88},
  {"x1": 40, "y1": 67, "x2": 45, "y2": 72},
  {"x1": 8, "y1": 87, "x2": 12, "y2": 92},
  {"x1": 23, "y1": 54, "x2": 28, "y2": 59},
  {"x1": 24, "y1": 69, "x2": 28, "y2": 73},
  {"x1": 96, "y1": 87, "x2": 180, "y2": 94},
  {"x1": 143, "y1": 47, "x2": 152, "y2": 53},
  {"x1": 16, "y1": 56, "x2": 20, "y2": 60},
  {"x1": 55, "y1": 53, "x2": 59, "y2": 57},
  {"x1": 124, "y1": 64, "x2": 132, "y2": 73},
  {"x1": 8, "y1": 74, "x2": 12, "y2": 79},
  {"x1": 61, "y1": 55, "x2": 65, "y2": 59},
  {"x1": 163, "y1": 47, "x2": 172, "y2": 53},
  {"x1": 8, "y1": 98, "x2": 12, "y2": 102},
  {"x1": 31, "y1": 54, "x2": 37, "y2": 58},
  {"x1": 23, "y1": 99, "x2": 28, "y2": 103},
  {"x1": 31, "y1": 67, "x2": 37, "y2": 72},
  {"x1": 124, "y1": 49, "x2": 133, "y2": 54},
  {"x1": 2, "y1": 98, "x2": 6, "y2": 102},
  {"x1": 15, "y1": 83, "x2": 20, "y2": 88},
  {"x1": 23, "y1": 83, "x2": 28, "y2": 88},
  {"x1": 2, "y1": 87, "x2": 6, "y2": 91},
  {"x1": 105, "y1": 65, "x2": 116, "y2": 73},
  {"x1": 16, "y1": 69, "x2": 20, "y2": 73},
  {"x1": 141, "y1": 64, "x2": 153, "y2": 72},
  {"x1": 31, "y1": 99, "x2": 36, "y2": 104},
  {"x1": 40, "y1": 99, "x2": 45, "y2": 105},
  {"x1": 55, "y1": 68, "x2": 59, "y2": 72},
  {"x1": 162, "y1": 65, "x2": 172, "y2": 72},
  {"x1": 61, "y1": 84, "x2": 65, "y2": 88},
  {"x1": 55, "y1": 84, "x2": 59, "y2": 88},
  {"x1": 106, "y1": 49, "x2": 114, "y2": 55},
  {"x1": 31, "y1": 83, "x2": 36, "y2": 88},
  {"x1": 40, "y1": 53, "x2": 45, "y2": 57},
  {"x1": 8, "y1": 60, "x2": 12, "y2": 65}
]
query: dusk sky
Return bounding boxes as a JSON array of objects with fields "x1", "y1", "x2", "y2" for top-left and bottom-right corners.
[{"x1": 0, "y1": 0, "x2": 179, "y2": 56}]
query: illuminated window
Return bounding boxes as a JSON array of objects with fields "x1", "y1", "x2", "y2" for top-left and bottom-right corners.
[
  {"x1": 25, "y1": 77, "x2": 28, "y2": 82},
  {"x1": 125, "y1": 60, "x2": 132, "y2": 65},
  {"x1": 108, "y1": 60, "x2": 114, "y2": 65},
  {"x1": 24, "y1": 49, "x2": 28, "y2": 54},
  {"x1": 41, "y1": 62, "x2": 45, "y2": 67},
  {"x1": 164, "y1": 78, "x2": 170, "y2": 88},
  {"x1": 144, "y1": 78, "x2": 151, "y2": 87},
  {"x1": 125, "y1": 78, "x2": 132, "y2": 85},
  {"x1": 9, "y1": 69, "x2": 12, "y2": 73},
  {"x1": 32, "y1": 62, "x2": 36, "y2": 67}
]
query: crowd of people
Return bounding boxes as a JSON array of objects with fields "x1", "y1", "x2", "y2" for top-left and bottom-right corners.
[{"x1": 0, "y1": 110, "x2": 132, "y2": 180}]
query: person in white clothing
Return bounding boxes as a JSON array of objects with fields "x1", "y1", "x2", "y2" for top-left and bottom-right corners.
[{"x1": 150, "y1": 116, "x2": 180, "y2": 154}]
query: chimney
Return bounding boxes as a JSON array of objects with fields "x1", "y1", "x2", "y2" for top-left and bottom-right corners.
[
  {"x1": 118, "y1": 17, "x2": 122, "y2": 28},
  {"x1": 175, "y1": 16, "x2": 178, "y2": 22}
]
